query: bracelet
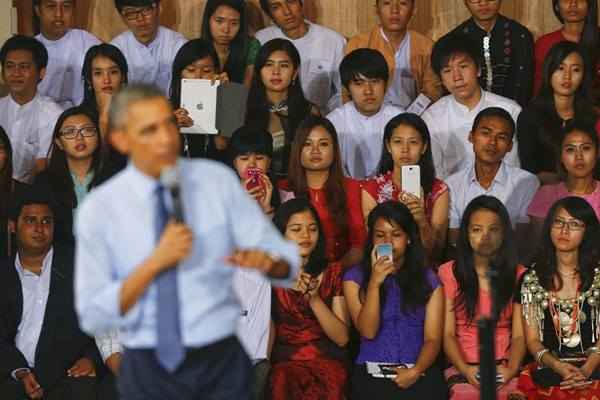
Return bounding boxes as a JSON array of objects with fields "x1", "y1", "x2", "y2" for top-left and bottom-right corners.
[{"x1": 536, "y1": 348, "x2": 550, "y2": 365}]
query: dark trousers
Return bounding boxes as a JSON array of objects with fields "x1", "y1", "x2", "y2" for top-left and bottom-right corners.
[
  {"x1": 0, "y1": 376, "x2": 96, "y2": 400},
  {"x1": 351, "y1": 364, "x2": 448, "y2": 400},
  {"x1": 118, "y1": 336, "x2": 251, "y2": 400}
]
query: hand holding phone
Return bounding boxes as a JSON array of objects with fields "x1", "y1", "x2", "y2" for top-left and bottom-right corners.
[
  {"x1": 401, "y1": 165, "x2": 421, "y2": 199},
  {"x1": 245, "y1": 167, "x2": 263, "y2": 190},
  {"x1": 376, "y1": 243, "x2": 393, "y2": 263}
]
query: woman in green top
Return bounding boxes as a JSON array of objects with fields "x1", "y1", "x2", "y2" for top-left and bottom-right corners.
[{"x1": 201, "y1": 0, "x2": 261, "y2": 86}]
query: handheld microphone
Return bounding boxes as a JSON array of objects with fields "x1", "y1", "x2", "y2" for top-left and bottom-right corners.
[{"x1": 160, "y1": 166, "x2": 185, "y2": 223}]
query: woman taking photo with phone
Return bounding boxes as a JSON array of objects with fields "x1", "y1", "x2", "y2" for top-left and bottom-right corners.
[
  {"x1": 440, "y1": 196, "x2": 526, "y2": 400},
  {"x1": 361, "y1": 113, "x2": 449, "y2": 263},
  {"x1": 517, "y1": 196, "x2": 600, "y2": 399},
  {"x1": 343, "y1": 201, "x2": 446, "y2": 399},
  {"x1": 269, "y1": 198, "x2": 351, "y2": 399}
]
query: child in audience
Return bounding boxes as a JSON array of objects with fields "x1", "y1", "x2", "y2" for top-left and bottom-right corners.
[
  {"x1": 361, "y1": 112, "x2": 449, "y2": 264},
  {"x1": 344, "y1": 201, "x2": 446, "y2": 399},
  {"x1": 534, "y1": 0, "x2": 600, "y2": 96},
  {"x1": 111, "y1": 0, "x2": 187, "y2": 95},
  {"x1": 327, "y1": 48, "x2": 403, "y2": 179},
  {"x1": 440, "y1": 195, "x2": 526, "y2": 400},
  {"x1": 34, "y1": 0, "x2": 101, "y2": 107},
  {"x1": 256, "y1": 0, "x2": 346, "y2": 113},
  {"x1": 345, "y1": 0, "x2": 442, "y2": 108},
  {"x1": 0, "y1": 35, "x2": 63, "y2": 184},
  {"x1": 269, "y1": 198, "x2": 350, "y2": 399},
  {"x1": 423, "y1": 33, "x2": 521, "y2": 180},
  {"x1": 169, "y1": 38, "x2": 229, "y2": 159},
  {"x1": 528, "y1": 121, "x2": 600, "y2": 238},
  {"x1": 279, "y1": 115, "x2": 365, "y2": 267},
  {"x1": 201, "y1": 0, "x2": 260, "y2": 86},
  {"x1": 518, "y1": 42, "x2": 599, "y2": 185},
  {"x1": 517, "y1": 197, "x2": 600, "y2": 399},
  {"x1": 246, "y1": 38, "x2": 316, "y2": 178}
]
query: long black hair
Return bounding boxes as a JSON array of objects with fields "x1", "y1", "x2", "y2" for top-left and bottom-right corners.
[
  {"x1": 534, "y1": 196, "x2": 600, "y2": 292},
  {"x1": 169, "y1": 38, "x2": 219, "y2": 107},
  {"x1": 360, "y1": 201, "x2": 433, "y2": 314},
  {"x1": 378, "y1": 113, "x2": 436, "y2": 196},
  {"x1": 43, "y1": 106, "x2": 103, "y2": 209},
  {"x1": 552, "y1": 0, "x2": 600, "y2": 70},
  {"x1": 201, "y1": 0, "x2": 251, "y2": 84},
  {"x1": 454, "y1": 196, "x2": 519, "y2": 322},
  {"x1": 273, "y1": 198, "x2": 328, "y2": 276},
  {"x1": 81, "y1": 44, "x2": 129, "y2": 113}
]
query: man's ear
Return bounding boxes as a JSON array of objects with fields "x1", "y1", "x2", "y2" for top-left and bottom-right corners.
[
  {"x1": 468, "y1": 130, "x2": 474, "y2": 144},
  {"x1": 34, "y1": 4, "x2": 41, "y2": 18},
  {"x1": 8, "y1": 220, "x2": 15, "y2": 234},
  {"x1": 109, "y1": 129, "x2": 131, "y2": 155},
  {"x1": 39, "y1": 67, "x2": 46, "y2": 82}
]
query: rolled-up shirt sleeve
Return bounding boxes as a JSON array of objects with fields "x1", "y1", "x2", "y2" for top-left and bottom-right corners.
[{"x1": 95, "y1": 330, "x2": 123, "y2": 362}]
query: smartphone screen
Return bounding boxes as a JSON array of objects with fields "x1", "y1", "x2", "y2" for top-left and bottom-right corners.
[{"x1": 376, "y1": 243, "x2": 393, "y2": 262}]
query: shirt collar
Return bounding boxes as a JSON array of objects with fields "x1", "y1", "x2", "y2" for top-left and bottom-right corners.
[
  {"x1": 468, "y1": 161, "x2": 508, "y2": 186},
  {"x1": 379, "y1": 27, "x2": 409, "y2": 48},
  {"x1": 350, "y1": 102, "x2": 385, "y2": 121},
  {"x1": 451, "y1": 88, "x2": 485, "y2": 114},
  {"x1": 15, "y1": 247, "x2": 54, "y2": 277},
  {"x1": 8, "y1": 92, "x2": 39, "y2": 111},
  {"x1": 125, "y1": 159, "x2": 182, "y2": 198},
  {"x1": 133, "y1": 26, "x2": 162, "y2": 49},
  {"x1": 71, "y1": 171, "x2": 94, "y2": 187}
]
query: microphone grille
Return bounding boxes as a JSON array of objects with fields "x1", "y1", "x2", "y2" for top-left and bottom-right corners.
[{"x1": 160, "y1": 166, "x2": 179, "y2": 190}]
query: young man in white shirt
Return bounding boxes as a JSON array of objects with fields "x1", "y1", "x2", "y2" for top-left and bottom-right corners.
[
  {"x1": 110, "y1": 0, "x2": 187, "y2": 95},
  {"x1": 257, "y1": 0, "x2": 345, "y2": 114},
  {"x1": 326, "y1": 48, "x2": 403, "y2": 179},
  {"x1": 34, "y1": 0, "x2": 101, "y2": 107},
  {"x1": 0, "y1": 35, "x2": 63, "y2": 185},
  {"x1": 446, "y1": 107, "x2": 538, "y2": 253},
  {"x1": 422, "y1": 33, "x2": 521, "y2": 180}
]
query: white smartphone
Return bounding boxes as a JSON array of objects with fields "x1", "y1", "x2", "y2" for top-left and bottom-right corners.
[
  {"x1": 376, "y1": 243, "x2": 393, "y2": 263},
  {"x1": 401, "y1": 165, "x2": 421, "y2": 198}
]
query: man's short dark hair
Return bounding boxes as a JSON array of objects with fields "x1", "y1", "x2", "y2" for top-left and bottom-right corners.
[
  {"x1": 0, "y1": 35, "x2": 48, "y2": 70},
  {"x1": 431, "y1": 33, "x2": 482, "y2": 77},
  {"x1": 10, "y1": 184, "x2": 56, "y2": 222},
  {"x1": 472, "y1": 107, "x2": 516, "y2": 139},
  {"x1": 259, "y1": 0, "x2": 303, "y2": 18},
  {"x1": 114, "y1": 0, "x2": 159, "y2": 14},
  {"x1": 340, "y1": 48, "x2": 389, "y2": 90}
]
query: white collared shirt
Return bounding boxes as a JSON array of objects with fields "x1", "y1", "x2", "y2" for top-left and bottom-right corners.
[
  {"x1": 110, "y1": 26, "x2": 187, "y2": 95},
  {"x1": 233, "y1": 270, "x2": 271, "y2": 362},
  {"x1": 0, "y1": 94, "x2": 64, "y2": 183},
  {"x1": 36, "y1": 29, "x2": 101, "y2": 107},
  {"x1": 446, "y1": 161, "x2": 539, "y2": 228},
  {"x1": 380, "y1": 29, "x2": 416, "y2": 109},
  {"x1": 15, "y1": 248, "x2": 54, "y2": 368},
  {"x1": 256, "y1": 21, "x2": 346, "y2": 114},
  {"x1": 326, "y1": 102, "x2": 404, "y2": 179},
  {"x1": 422, "y1": 90, "x2": 521, "y2": 179}
]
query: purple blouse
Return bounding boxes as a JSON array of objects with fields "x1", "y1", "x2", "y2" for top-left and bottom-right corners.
[{"x1": 343, "y1": 265, "x2": 440, "y2": 364}]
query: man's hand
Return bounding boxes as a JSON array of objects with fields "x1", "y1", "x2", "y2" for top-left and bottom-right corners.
[
  {"x1": 105, "y1": 353, "x2": 122, "y2": 376},
  {"x1": 67, "y1": 357, "x2": 96, "y2": 378},
  {"x1": 18, "y1": 371, "x2": 44, "y2": 399},
  {"x1": 151, "y1": 221, "x2": 194, "y2": 272},
  {"x1": 227, "y1": 249, "x2": 290, "y2": 279}
]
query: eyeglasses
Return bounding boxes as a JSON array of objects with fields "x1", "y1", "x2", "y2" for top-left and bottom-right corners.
[
  {"x1": 552, "y1": 218, "x2": 586, "y2": 231},
  {"x1": 122, "y1": 4, "x2": 156, "y2": 21},
  {"x1": 59, "y1": 126, "x2": 98, "y2": 140}
]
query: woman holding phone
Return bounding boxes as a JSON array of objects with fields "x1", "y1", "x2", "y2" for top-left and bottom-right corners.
[
  {"x1": 361, "y1": 113, "x2": 449, "y2": 263},
  {"x1": 343, "y1": 201, "x2": 446, "y2": 399},
  {"x1": 269, "y1": 198, "x2": 350, "y2": 399}
]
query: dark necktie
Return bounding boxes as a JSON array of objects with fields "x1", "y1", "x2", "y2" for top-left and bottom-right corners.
[{"x1": 154, "y1": 184, "x2": 185, "y2": 372}]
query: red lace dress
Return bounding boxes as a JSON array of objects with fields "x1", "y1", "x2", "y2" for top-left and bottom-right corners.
[{"x1": 268, "y1": 262, "x2": 348, "y2": 400}]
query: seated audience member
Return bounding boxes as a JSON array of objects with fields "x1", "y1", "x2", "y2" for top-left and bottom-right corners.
[
  {"x1": 361, "y1": 113, "x2": 449, "y2": 264},
  {"x1": 279, "y1": 115, "x2": 365, "y2": 266},
  {"x1": 441, "y1": 0, "x2": 534, "y2": 107},
  {"x1": 533, "y1": 0, "x2": 600, "y2": 96},
  {"x1": 327, "y1": 48, "x2": 403, "y2": 179},
  {"x1": 345, "y1": 0, "x2": 441, "y2": 108},
  {"x1": 229, "y1": 125, "x2": 279, "y2": 216},
  {"x1": 344, "y1": 201, "x2": 447, "y2": 399},
  {"x1": 256, "y1": 0, "x2": 345, "y2": 113},
  {"x1": 0, "y1": 35, "x2": 63, "y2": 185},
  {"x1": 269, "y1": 198, "x2": 350, "y2": 400},
  {"x1": 169, "y1": 38, "x2": 229, "y2": 159},
  {"x1": 246, "y1": 38, "x2": 316, "y2": 178},
  {"x1": 440, "y1": 196, "x2": 527, "y2": 400},
  {"x1": 110, "y1": 0, "x2": 187, "y2": 95},
  {"x1": 517, "y1": 197, "x2": 600, "y2": 399},
  {"x1": 518, "y1": 42, "x2": 599, "y2": 185},
  {"x1": 81, "y1": 44, "x2": 128, "y2": 137},
  {"x1": 423, "y1": 33, "x2": 521, "y2": 180},
  {"x1": 446, "y1": 107, "x2": 538, "y2": 250},
  {"x1": 201, "y1": 0, "x2": 260, "y2": 86},
  {"x1": 528, "y1": 121, "x2": 600, "y2": 238},
  {"x1": 0, "y1": 186, "x2": 100, "y2": 400},
  {"x1": 34, "y1": 0, "x2": 101, "y2": 107},
  {"x1": 34, "y1": 106, "x2": 102, "y2": 246},
  {"x1": 0, "y1": 127, "x2": 17, "y2": 258}
]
